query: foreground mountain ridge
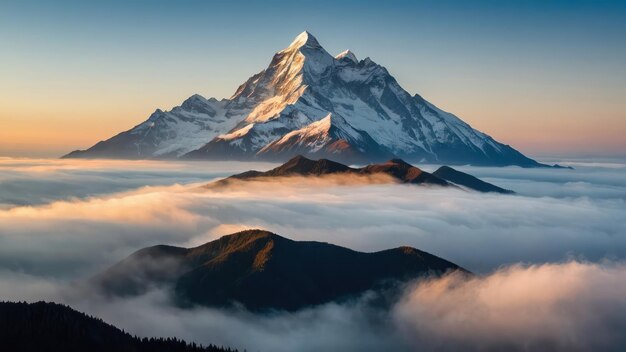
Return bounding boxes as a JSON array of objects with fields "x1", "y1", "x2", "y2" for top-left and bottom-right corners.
[
  {"x1": 94, "y1": 229, "x2": 465, "y2": 311},
  {"x1": 0, "y1": 301, "x2": 235, "y2": 352},
  {"x1": 65, "y1": 31, "x2": 545, "y2": 167}
]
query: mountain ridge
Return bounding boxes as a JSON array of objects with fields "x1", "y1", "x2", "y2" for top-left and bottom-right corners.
[{"x1": 215, "y1": 155, "x2": 513, "y2": 193}]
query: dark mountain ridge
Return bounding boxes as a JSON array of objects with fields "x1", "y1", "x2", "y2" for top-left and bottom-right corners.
[
  {"x1": 94, "y1": 229, "x2": 465, "y2": 312},
  {"x1": 218, "y1": 155, "x2": 513, "y2": 193},
  {"x1": 224, "y1": 155, "x2": 449, "y2": 186}
]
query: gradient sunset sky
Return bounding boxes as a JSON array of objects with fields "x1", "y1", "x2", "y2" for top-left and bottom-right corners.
[{"x1": 1, "y1": 0, "x2": 625, "y2": 158}]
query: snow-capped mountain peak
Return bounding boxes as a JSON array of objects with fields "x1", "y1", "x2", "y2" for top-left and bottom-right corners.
[
  {"x1": 65, "y1": 31, "x2": 544, "y2": 167},
  {"x1": 284, "y1": 30, "x2": 322, "y2": 51},
  {"x1": 278, "y1": 30, "x2": 335, "y2": 77}
]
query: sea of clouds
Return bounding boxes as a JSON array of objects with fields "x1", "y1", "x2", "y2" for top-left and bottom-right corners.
[{"x1": 1, "y1": 157, "x2": 625, "y2": 351}]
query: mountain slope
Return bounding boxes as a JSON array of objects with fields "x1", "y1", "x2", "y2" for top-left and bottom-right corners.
[
  {"x1": 0, "y1": 301, "x2": 234, "y2": 352},
  {"x1": 94, "y1": 229, "x2": 465, "y2": 311},
  {"x1": 433, "y1": 166, "x2": 515, "y2": 194},
  {"x1": 66, "y1": 31, "x2": 544, "y2": 167}
]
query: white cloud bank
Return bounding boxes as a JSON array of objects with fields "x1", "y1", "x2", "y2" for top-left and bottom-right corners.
[
  {"x1": 395, "y1": 261, "x2": 626, "y2": 352},
  {"x1": 2, "y1": 160, "x2": 624, "y2": 274}
]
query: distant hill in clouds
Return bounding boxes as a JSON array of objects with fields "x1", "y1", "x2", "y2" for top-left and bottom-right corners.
[{"x1": 215, "y1": 155, "x2": 514, "y2": 194}]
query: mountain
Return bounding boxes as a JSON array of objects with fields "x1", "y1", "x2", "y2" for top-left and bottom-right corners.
[
  {"x1": 65, "y1": 31, "x2": 546, "y2": 167},
  {"x1": 217, "y1": 155, "x2": 516, "y2": 193},
  {"x1": 433, "y1": 166, "x2": 515, "y2": 194},
  {"x1": 93, "y1": 229, "x2": 465, "y2": 312},
  {"x1": 0, "y1": 301, "x2": 235, "y2": 352}
]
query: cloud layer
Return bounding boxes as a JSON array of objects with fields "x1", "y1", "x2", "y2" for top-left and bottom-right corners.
[
  {"x1": 4, "y1": 158, "x2": 624, "y2": 275},
  {"x1": 1, "y1": 157, "x2": 625, "y2": 351}
]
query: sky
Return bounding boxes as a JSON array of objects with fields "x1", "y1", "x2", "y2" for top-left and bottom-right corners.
[{"x1": 1, "y1": 0, "x2": 625, "y2": 158}]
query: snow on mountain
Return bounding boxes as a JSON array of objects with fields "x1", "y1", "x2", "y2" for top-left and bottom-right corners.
[
  {"x1": 64, "y1": 94, "x2": 250, "y2": 159},
  {"x1": 65, "y1": 31, "x2": 543, "y2": 167},
  {"x1": 255, "y1": 113, "x2": 394, "y2": 162}
]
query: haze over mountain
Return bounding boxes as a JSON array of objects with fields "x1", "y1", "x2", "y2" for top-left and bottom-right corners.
[
  {"x1": 215, "y1": 155, "x2": 514, "y2": 193},
  {"x1": 93, "y1": 230, "x2": 465, "y2": 312},
  {"x1": 65, "y1": 31, "x2": 544, "y2": 167}
]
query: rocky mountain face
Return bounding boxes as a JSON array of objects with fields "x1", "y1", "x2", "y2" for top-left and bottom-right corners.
[
  {"x1": 65, "y1": 31, "x2": 543, "y2": 167},
  {"x1": 93, "y1": 229, "x2": 465, "y2": 312}
]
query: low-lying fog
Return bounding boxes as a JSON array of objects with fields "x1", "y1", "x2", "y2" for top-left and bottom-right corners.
[{"x1": 1, "y1": 156, "x2": 625, "y2": 351}]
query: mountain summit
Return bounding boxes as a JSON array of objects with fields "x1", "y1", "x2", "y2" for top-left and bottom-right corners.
[{"x1": 65, "y1": 31, "x2": 544, "y2": 167}]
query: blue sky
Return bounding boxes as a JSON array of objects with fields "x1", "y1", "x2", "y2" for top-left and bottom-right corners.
[{"x1": 1, "y1": 0, "x2": 625, "y2": 156}]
